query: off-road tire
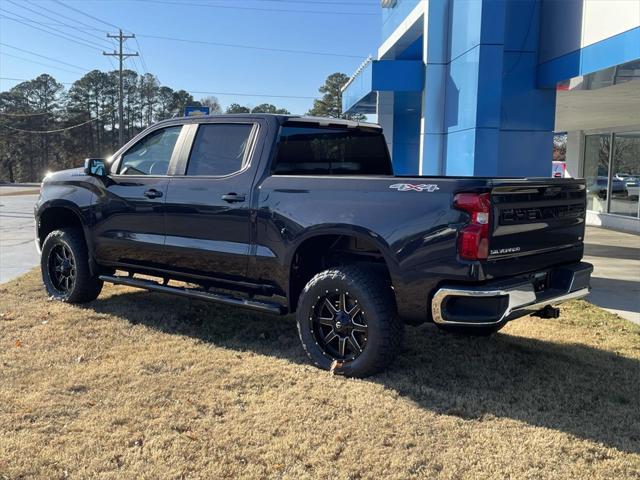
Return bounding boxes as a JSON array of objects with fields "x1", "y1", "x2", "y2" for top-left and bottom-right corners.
[
  {"x1": 41, "y1": 228, "x2": 103, "y2": 303},
  {"x1": 296, "y1": 265, "x2": 403, "y2": 377}
]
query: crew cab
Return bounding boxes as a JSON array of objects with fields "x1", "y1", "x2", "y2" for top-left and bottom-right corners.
[{"x1": 35, "y1": 114, "x2": 593, "y2": 377}]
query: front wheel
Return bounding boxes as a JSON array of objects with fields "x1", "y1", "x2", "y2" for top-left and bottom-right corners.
[
  {"x1": 41, "y1": 228, "x2": 103, "y2": 303},
  {"x1": 296, "y1": 266, "x2": 403, "y2": 377}
]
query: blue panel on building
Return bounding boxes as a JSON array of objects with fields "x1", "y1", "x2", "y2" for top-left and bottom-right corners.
[
  {"x1": 392, "y1": 92, "x2": 421, "y2": 174},
  {"x1": 501, "y1": 51, "x2": 556, "y2": 131},
  {"x1": 372, "y1": 61, "x2": 424, "y2": 92},
  {"x1": 445, "y1": 46, "x2": 481, "y2": 133},
  {"x1": 538, "y1": 27, "x2": 640, "y2": 87},
  {"x1": 343, "y1": 60, "x2": 424, "y2": 113},
  {"x1": 504, "y1": 0, "x2": 539, "y2": 52}
]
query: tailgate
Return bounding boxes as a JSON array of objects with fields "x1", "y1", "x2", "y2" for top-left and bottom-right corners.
[{"x1": 489, "y1": 179, "x2": 586, "y2": 259}]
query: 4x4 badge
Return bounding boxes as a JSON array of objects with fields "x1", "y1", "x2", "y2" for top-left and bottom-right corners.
[{"x1": 389, "y1": 183, "x2": 440, "y2": 192}]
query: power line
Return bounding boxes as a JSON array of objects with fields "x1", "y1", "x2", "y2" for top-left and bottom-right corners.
[
  {"x1": 0, "y1": 20, "x2": 368, "y2": 60},
  {"x1": 0, "y1": 109, "x2": 115, "y2": 134},
  {"x1": 0, "y1": 42, "x2": 90, "y2": 72},
  {"x1": 137, "y1": 33, "x2": 367, "y2": 59},
  {"x1": 52, "y1": 0, "x2": 120, "y2": 30},
  {"x1": 1, "y1": 10, "x2": 368, "y2": 59},
  {"x1": 0, "y1": 76, "x2": 74, "y2": 85},
  {"x1": 0, "y1": 13, "x2": 116, "y2": 70},
  {"x1": 50, "y1": 0, "x2": 150, "y2": 78},
  {"x1": 1, "y1": 76, "x2": 317, "y2": 100},
  {"x1": 4, "y1": 0, "x2": 113, "y2": 50},
  {"x1": 0, "y1": 16, "x2": 93, "y2": 29},
  {"x1": 129, "y1": 55, "x2": 143, "y2": 77},
  {"x1": 131, "y1": 0, "x2": 379, "y2": 16},
  {"x1": 0, "y1": 52, "x2": 86, "y2": 75},
  {"x1": 0, "y1": 7, "x2": 108, "y2": 51},
  {"x1": 0, "y1": 11, "x2": 102, "y2": 51},
  {"x1": 35, "y1": 0, "x2": 110, "y2": 33},
  {"x1": 39, "y1": 0, "x2": 129, "y2": 73},
  {"x1": 105, "y1": 54, "x2": 118, "y2": 71},
  {"x1": 134, "y1": 37, "x2": 150, "y2": 75}
]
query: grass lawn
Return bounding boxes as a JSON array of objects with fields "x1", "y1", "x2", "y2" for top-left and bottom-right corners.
[{"x1": 1, "y1": 269, "x2": 639, "y2": 479}]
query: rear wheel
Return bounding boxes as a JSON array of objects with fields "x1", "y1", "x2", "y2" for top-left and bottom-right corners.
[
  {"x1": 296, "y1": 266, "x2": 403, "y2": 377},
  {"x1": 41, "y1": 228, "x2": 103, "y2": 303}
]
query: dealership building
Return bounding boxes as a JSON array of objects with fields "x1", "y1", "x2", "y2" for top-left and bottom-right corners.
[{"x1": 342, "y1": 0, "x2": 640, "y2": 232}]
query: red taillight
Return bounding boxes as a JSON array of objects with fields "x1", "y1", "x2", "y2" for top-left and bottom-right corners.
[{"x1": 454, "y1": 192, "x2": 491, "y2": 260}]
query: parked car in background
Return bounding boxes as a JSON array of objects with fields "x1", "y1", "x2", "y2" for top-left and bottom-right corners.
[
  {"x1": 626, "y1": 183, "x2": 639, "y2": 199},
  {"x1": 587, "y1": 176, "x2": 626, "y2": 199},
  {"x1": 619, "y1": 175, "x2": 640, "y2": 199}
]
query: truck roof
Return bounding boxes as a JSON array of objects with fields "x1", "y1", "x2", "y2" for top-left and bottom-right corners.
[{"x1": 156, "y1": 113, "x2": 381, "y2": 130}]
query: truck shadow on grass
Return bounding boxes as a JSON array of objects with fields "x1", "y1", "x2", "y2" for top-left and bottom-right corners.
[{"x1": 89, "y1": 290, "x2": 640, "y2": 455}]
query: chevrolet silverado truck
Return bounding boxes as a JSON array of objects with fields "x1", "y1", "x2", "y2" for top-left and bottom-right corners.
[{"x1": 35, "y1": 114, "x2": 593, "y2": 377}]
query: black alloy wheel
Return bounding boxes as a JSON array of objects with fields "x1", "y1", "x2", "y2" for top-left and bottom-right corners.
[
  {"x1": 296, "y1": 266, "x2": 403, "y2": 377},
  {"x1": 48, "y1": 243, "x2": 76, "y2": 295},
  {"x1": 40, "y1": 228, "x2": 103, "y2": 303},
  {"x1": 311, "y1": 290, "x2": 368, "y2": 361}
]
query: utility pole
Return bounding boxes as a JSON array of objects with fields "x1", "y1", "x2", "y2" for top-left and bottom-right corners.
[{"x1": 103, "y1": 30, "x2": 138, "y2": 147}]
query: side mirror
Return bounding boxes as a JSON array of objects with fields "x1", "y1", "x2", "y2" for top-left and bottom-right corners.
[{"x1": 84, "y1": 158, "x2": 108, "y2": 177}]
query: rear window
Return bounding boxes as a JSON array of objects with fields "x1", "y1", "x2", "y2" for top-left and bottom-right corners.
[
  {"x1": 272, "y1": 123, "x2": 392, "y2": 175},
  {"x1": 186, "y1": 123, "x2": 254, "y2": 176}
]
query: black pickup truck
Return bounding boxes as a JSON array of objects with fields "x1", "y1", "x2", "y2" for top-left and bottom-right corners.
[{"x1": 35, "y1": 114, "x2": 593, "y2": 377}]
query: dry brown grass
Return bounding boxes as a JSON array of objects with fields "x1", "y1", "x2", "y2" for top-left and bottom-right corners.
[{"x1": 1, "y1": 269, "x2": 639, "y2": 479}]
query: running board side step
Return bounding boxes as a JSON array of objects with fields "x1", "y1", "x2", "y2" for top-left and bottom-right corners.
[{"x1": 99, "y1": 275, "x2": 286, "y2": 315}]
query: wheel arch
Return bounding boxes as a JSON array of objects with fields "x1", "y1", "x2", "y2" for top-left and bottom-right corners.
[
  {"x1": 36, "y1": 201, "x2": 96, "y2": 274},
  {"x1": 286, "y1": 226, "x2": 399, "y2": 313}
]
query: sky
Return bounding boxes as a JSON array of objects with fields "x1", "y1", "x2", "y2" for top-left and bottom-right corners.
[{"x1": 0, "y1": 0, "x2": 382, "y2": 114}]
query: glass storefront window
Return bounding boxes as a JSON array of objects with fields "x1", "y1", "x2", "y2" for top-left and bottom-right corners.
[
  {"x1": 584, "y1": 132, "x2": 640, "y2": 219},
  {"x1": 610, "y1": 132, "x2": 640, "y2": 218},
  {"x1": 584, "y1": 134, "x2": 610, "y2": 213}
]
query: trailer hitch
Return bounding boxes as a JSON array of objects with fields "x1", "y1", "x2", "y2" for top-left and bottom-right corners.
[{"x1": 532, "y1": 305, "x2": 561, "y2": 319}]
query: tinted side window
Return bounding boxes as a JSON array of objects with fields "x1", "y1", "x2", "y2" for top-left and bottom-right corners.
[
  {"x1": 119, "y1": 126, "x2": 182, "y2": 175},
  {"x1": 273, "y1": 124, "x2": 392, "y2": 175},
  {"x1": 186, "y1": 124, "x2": 255, "y2": 176}
]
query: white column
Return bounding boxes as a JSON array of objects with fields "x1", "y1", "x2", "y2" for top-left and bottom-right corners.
[
  {"x1": 565, "y1": 131, "x2": 584, "y2": 178},
  {"x1": 377, "y1": 91, "x2": 395, "y2": 160},
  {"x1": 418, "y1": 0, "x2": 448, "y2": 176}
]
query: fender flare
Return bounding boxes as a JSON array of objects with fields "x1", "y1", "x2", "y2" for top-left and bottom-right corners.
[
  {"x1": 284, "y1": 224, "x2": 402, "y2": 307},
  {"x1": 36, "y1": 199, "x2": 97, "y2": 275}
]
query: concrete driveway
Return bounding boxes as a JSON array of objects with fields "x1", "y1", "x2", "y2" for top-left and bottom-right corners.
[
  {"x1": 0, "y1": 187, "x2": 39, "y2": 283},
  {"x1": 583, "y1": 226, "x2": 640, "y2": 324}
]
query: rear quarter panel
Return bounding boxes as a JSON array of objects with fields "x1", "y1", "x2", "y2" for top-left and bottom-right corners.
[{"x1": 253, "y1": 175, "x2": 490, "y2": 322}]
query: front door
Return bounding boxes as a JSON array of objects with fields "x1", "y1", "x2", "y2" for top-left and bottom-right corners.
[
  {"x1": 163, "y1": 121, "x2": 260, "y2": 282},
  {"x1": 92, "y1": 125, "x2": 184, "y2": 269}
]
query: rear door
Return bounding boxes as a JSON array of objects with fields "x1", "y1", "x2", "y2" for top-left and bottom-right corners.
[
  {"x1": 163, "y1": 120, "x2": 264, "y2": 283},
  {"x1": 486, "y1": 179, "x2": 586, "y2": 272},
  {"x1": 92, "y1": 124, "x2": 185, "y2": 268}
]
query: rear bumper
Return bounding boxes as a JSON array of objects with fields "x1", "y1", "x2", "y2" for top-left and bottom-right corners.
[{"x1": 431, "y1": 262, "x2": 593, "y2": 326}]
